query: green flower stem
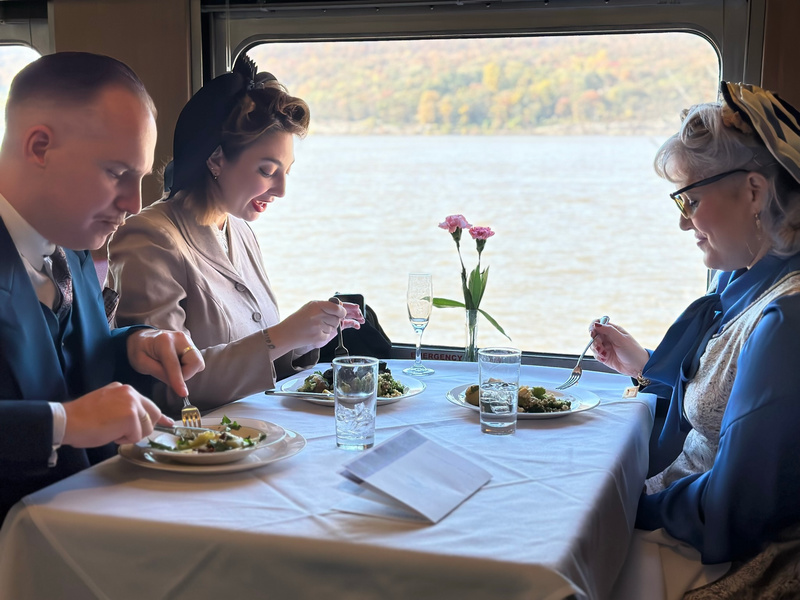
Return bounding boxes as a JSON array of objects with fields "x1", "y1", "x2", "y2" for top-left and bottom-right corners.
[
  {"x1": 454, "y1": 236, "x2": 473, "y2": 310},
  {"x1": 465, "y1": 309, "x2": 479, "y2": 362},
  {"x1": 431, "y1": 298, "x2": 511, "y2": 341}
]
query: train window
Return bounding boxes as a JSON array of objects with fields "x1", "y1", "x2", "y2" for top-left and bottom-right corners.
[
  {"x1": 247, "y1": 33, "x2": 719, "y2": 354},
  {"x1": 0, "y1": 45, "x2": 40, "y2": 139}
]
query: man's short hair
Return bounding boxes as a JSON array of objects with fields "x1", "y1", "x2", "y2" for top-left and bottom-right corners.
[{"x1": 6, "y1": 51, "x2": 156, "y2": 121}]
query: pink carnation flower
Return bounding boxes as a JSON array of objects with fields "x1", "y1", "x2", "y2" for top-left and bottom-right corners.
[
  {"x1": 469, "y1": 226, "x2": 495, "y2": 240},
  {"x1": 438, "y1": 214, "x2": 472, "y2": 233}
]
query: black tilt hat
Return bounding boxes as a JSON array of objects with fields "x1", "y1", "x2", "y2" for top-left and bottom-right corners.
[{"x1": 164, "y1": 54, "x2": 275, "y2": 196}]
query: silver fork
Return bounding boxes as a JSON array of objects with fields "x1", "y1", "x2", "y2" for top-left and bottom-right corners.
[
  {"x1": 556, "y1": 315, "x2": 609, "y2": 390},
  {"x1": 328, "y1": 297, "x2": 349, "y2": 357},
  {"x1": 181, "y1": 396, "x2": 202, "y2": 427}
]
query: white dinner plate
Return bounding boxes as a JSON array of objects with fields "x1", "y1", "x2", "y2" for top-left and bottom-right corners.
[
  {"x1": 118, "y1": 418, "x2": 305, "y2": 472},
  {"x1": 140, "y1": 418, "x2": 286, "y2": 465},
  {"x1": 446, "y1": 384, "x2": 601, "y2": 419},
  {"x1": 279, "y1": 368, "x2": 426, "y2": 407}
]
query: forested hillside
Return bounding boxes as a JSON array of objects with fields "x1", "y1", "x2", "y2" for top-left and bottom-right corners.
[{"x1": 251, "y1": 32, "x2": 719, "y2": 135}]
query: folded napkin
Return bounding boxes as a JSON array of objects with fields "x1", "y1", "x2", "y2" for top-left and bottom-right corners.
[{"x1": 334, "y1": 428, "x2": 491, "y2": 523}]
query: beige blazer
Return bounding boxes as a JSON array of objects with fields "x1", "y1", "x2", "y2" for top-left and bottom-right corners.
[{"x1": 107, "y1": 198, "x2": 317, "y2": 415}]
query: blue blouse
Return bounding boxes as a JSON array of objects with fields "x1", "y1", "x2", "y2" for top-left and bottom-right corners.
[{"x1": 637, "y1": 253, "x2": 800, "y2": 564}]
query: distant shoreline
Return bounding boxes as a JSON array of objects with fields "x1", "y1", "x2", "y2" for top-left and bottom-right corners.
[{"x1": 309, "y1": 120, "x2": 677, "y2": 137}]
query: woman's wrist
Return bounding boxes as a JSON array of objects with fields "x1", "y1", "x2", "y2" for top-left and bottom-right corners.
[
  {"x1": 260, "y1": 324, "x2": 292, "y2": 357},
  {"x1": 630, "y1": 348, "x2": 651, "y2": 384},
  {"x1": 627, "y1": 348, "x2": 650, "y2": 378},
  {"x1": 261, "y1": 328, "x2": 276, "y2": 350}
]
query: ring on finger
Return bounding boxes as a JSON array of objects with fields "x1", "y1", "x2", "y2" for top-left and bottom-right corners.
[
  {"x1": 138, "y1": 412, "x2": 151, "y2": 424},
  {"x1": 180, "y1": 345, "x2": 195, "y2": 358}
]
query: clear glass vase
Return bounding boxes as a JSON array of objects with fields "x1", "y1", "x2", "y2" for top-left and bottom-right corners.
[{"x1": 464, "y1": 309, "x2": 479, "y2": 362}]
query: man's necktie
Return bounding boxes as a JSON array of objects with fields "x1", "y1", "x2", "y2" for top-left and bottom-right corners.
[
  {"x1": 49, "y1": 247, "x2": 73, "y2": 320},
  {"x1": 103, "y1": 287, "x2": 119, "y2": 327}
]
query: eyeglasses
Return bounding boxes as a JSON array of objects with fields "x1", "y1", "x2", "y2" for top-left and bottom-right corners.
[{"x1": 670, "y1": 169, "x2": 749, "y2": 218}]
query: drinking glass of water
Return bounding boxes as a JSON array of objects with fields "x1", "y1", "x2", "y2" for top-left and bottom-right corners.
[
  {"x1": 403, "y1": 273, "x2": 435, "y2": 376},
  {"x1": 334, "y1": 356, "x2": 379, "y2": 450},
  {"x1": 478, "y1": 347, "x2": 521, "y2": 435}
]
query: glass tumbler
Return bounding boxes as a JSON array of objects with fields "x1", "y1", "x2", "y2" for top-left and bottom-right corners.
[
  {"x1": 478, "y1": 347, "x2": 521, "y2": 435},
  {"x1": 333, "y1": 356, "x2": 379, "y2": 450}
]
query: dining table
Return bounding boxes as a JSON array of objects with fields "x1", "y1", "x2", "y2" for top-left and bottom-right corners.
[{"x1": 0, "y1": 360, "x2": 656, "y2": 600}]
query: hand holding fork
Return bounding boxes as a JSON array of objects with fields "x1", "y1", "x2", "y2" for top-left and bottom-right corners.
[
  {"x1": 328, "y1": 297, "x2": 349, "y2": 357},
  {"x1": 178, "y1": 345, "x2": 202, "y2": 426},
  {"x1": 556, "y1": 316, "x2": 609, "y2": 390}
]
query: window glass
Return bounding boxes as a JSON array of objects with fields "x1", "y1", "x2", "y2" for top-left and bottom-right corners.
[
  {"x1": 249, "y1": 33, "x2": 718, "y2": 353},
  {"x1": 0, "y1": 45, "x2": 40, "y2": 140}
]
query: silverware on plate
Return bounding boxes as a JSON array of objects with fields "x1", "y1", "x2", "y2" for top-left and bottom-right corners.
[
  {"x1": 153, "y1": 424, "x2": 219, "y2": 436},
  {"x1": 180, "y1": 396, "x2": 202, "y2": 427},
  {"x1": 264, "y1": 389, "x2": 333, "y2": 399}
]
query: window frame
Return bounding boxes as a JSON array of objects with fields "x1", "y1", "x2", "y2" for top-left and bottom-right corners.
[
  {"x1": 0, "y1": 1, "x2": 50, "y2": 56},
  {"x1": 195, "y1": 0, "x2": 761, "y2": 368},
  {"x1": 197, "y1": 0, "x2": 762, "y2": 89}
]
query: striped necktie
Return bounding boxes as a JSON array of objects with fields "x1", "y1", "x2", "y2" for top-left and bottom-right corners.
[
  {"x1": 103, "y1": 287, "x2": 119, "y2": 327},
  {"x1": 49, "y1": 247, "x2": 73, "y2": 320}
]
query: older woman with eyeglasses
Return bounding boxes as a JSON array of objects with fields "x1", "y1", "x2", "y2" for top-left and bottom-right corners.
[{"x1": 592, "y1": 83, "x2": 800, "y2": 597}]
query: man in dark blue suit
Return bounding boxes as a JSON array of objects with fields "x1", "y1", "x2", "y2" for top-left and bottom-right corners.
[{"x1": 0, "y1": 53, "x2": 205, "y2": 524}]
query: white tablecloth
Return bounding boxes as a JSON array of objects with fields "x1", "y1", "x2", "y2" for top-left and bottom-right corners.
[{"x1": 0, "y1": 361, "x2": 655, "y2": 600}]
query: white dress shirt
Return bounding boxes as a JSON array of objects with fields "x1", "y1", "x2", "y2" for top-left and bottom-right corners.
[{"x1": 0, "y1": 193, "x2": 67, "y2": 462}]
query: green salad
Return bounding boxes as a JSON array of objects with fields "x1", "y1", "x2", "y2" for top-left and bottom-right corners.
[
  {"x1": 298, "y1": 362, "x2": 405, "y2": 398},
  {"x1": 148, "y1": 416, "x2": 266, "y2": 453}
]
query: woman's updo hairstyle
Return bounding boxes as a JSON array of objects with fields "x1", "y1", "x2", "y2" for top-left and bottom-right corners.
[
  {"x1": 654, "y1": 82, "x2": 800, "y2": 255},
  {"x1": 218, "y1": 78, "x2": 309, "y2": 163}
]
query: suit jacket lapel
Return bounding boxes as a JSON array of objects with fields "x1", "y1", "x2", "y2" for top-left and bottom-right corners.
[
  {"x1": 228, "y1": 218, "x2": 269, "y2": 285},
  {"x1": 66, "y1": 248, "x2": 118, "y2": 392},
  {"x1": 0, "y1": 218, "x2": 68, "y2": 399},
  {"x1": 166, "y1": 202, "x2": 244, "y2": 283}
]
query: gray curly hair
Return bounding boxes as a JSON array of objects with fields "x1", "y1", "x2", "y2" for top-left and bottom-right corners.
[{"x1": 654, "y1": 102, "x2": 800, "y2": 255}]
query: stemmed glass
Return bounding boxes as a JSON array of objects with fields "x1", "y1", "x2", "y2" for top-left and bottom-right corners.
[{"x1": 403, "y1": 273, "x2": 435, "y2": 376}]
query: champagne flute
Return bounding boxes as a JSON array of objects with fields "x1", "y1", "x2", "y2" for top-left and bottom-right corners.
[{"x1": 403, "y1": 273, "x2": 435, "y2": 376}]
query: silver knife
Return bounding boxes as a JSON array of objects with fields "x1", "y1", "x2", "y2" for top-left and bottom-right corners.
[
  {"x1": 264, "y1": 389, "x2": 333, "y2": 399},
  {"x1": 153, "y1": 424, "x2": 221, "y2": 436}
]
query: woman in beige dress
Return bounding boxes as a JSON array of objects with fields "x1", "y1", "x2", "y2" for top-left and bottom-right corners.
[{"x1": 107, "y1": 56, "x2": 363, "y2": 415}]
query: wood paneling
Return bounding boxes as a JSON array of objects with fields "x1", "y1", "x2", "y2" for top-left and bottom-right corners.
[
  {"x1": 50, "y1": 0, "x2": 193, "y2": 206},
  {"x1": 762, "y1": 0, "x2": 800, "y2": 107}
]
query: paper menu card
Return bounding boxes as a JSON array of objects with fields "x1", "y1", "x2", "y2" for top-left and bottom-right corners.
[{"x1": 336, "y1": 428, "x2": 492, "y2": 523}]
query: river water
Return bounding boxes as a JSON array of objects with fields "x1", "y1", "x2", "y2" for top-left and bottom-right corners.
[{"x1": 252, "y1": 134, "x2": 708, "y2": 354}]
